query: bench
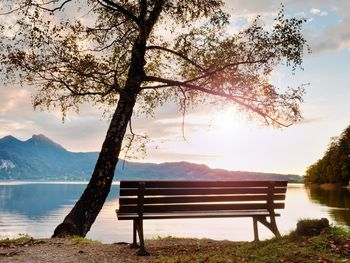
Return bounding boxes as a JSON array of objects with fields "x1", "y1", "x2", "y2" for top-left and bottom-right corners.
[{"x1": 116, "y1": 180, "x2": 288, "y2": 256}]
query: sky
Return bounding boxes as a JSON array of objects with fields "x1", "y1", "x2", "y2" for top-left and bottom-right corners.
[{"x1": 0, "y1": 0, "x2": 350, "y2": 176}]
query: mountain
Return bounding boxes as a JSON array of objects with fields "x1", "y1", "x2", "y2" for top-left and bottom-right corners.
[
  {"x1": 0, "y1": 134, "x2": 303, "y2": 182},
  {"x1": 0, "y1": 134, "x2": 97, "y2": 180}
]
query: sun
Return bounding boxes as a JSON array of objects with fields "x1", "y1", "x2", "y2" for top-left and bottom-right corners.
[{"x1": 213, "y1": 107, "x2": 240, "y2": 134}]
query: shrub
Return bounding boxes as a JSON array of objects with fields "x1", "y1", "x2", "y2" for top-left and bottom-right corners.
[{"x1": 295, "y1": 218, "x2": 330, "y2": 237}]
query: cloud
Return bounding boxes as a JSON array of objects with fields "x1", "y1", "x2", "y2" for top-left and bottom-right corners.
[
  {"x1": 299, "y1": 2, "x2": 350, "y2": 53},
  {"x1": 139, "y1": 151, "x2": 219, "y2": 163},
  {"x1": 0, "y1": 88, "x2": 36, "y2": 137},
  {"x1": 0, "y1": 85, "x2": 110, "y2": 151},
  {"x1": 296, "y1": 117, "x2": 324, "y2": 125},
  {"x1": 309, "y1": 13, "x2": 350, "y2": 53},
  {"x1": 310, "y1": 8, "x2": 321, "y2": 14},
  {"x1": 224, "y1": 1, "x2": 350, "y2": 54},
  {"x1": 132, "y1": 107, "x2": 219, "y2": 143},
  {"x1": 310, "y1": 8, "x2": 328, "y2": 17},
  {"x1": 224, "y1": 0, "x2": 279, "y2": 14},
  {"x1": 0, "y1": 83, "x2": 224, "y2": 153},
  {"x1": 0, "y1": 88, "x2": 30, "y2": 114}
]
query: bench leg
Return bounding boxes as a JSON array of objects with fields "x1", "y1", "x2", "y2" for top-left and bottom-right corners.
[
  {"x1": 136, "y1": 219, "x2": 150, "y2": 256},
  {"x1": 269, "y1": 215, "x2": 281, "y2": 237},
  {"x1": 253, "y1": 217, "x2": 259, "y2": 241},
  {"x1": 256, "y1": 216, "x2": 281, "y2": 238},
  {"x1": 130, "y1": 219, "x2": 140, "y2": 249}
]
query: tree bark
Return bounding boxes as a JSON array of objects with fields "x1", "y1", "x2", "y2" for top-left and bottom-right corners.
[
  {"x1": 52, "y1": 0, "x2": 164, "y2": 238},
  {"x1": 52, "y1": 93, "x2": 137, "y2": 237},
  {"x1": 52, "y1": 39, "x2": 147, "y2": 237},
  {"x1": 52, "y1": 34, "x2": 146, "y2": 238}
]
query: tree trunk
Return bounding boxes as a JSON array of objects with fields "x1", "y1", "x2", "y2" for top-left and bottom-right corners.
[
  {"x1": 52, "y1": 0, "x2": 163, "y2": 238},
  {"x1": 52, "y1": 93, "x2": 137, "y2": 237}
]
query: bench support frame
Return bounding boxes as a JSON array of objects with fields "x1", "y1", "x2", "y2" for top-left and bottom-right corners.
[
  {"x1": 253, "y1": 216, "x2": 281, "y2": 241},
  {"x1": 131, "y1": 219, "x2": 150, "y2": 256},
  {"x1": 117, "y1": 180, "x2": 287, "y2": 256}
]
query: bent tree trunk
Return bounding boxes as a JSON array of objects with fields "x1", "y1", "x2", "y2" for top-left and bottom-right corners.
[
  {"x1": 52, "y1": 93, "x2": 137, "y2": 237},
  {"x1": 52, "y1": 0, "x2": 162, "y2": 238}
]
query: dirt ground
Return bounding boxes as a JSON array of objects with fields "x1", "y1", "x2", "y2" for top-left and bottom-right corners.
[
  {"x1": 1, "y1": 235, "x2": 349, "y2": 263},
  {"x1": 1, "y1": 238, "x2": 145, "y2": 263},
  {"x1": 0, "y1": 237, "x2": 226, "y2": 263}
]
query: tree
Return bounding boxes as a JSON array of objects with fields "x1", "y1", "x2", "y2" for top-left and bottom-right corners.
[
  {"x1": 305, "y1": 125, "x2": 350, "y2": 185},
  {"x1": 0, "y1": 1, "x2": 308, "y2": 237}
]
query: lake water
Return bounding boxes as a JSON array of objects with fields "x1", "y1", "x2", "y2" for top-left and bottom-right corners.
[{"x1": 0, "y1": 182, "x2": 349, "y2": 243}]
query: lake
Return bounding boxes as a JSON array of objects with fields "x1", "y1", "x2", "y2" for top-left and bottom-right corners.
[{"x1": 0, "y1": 182, "x2": 349, "y2": 243}]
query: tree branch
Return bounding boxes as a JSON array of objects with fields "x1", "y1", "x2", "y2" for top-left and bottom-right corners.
[
  {"x1": 35, "y1": 70, "x2": 127, "y2": 99},
  {"x1": 97, "y1": 0, "x2": 140, "y2": 26},
  {"x1": 33, "y1": 0, "x2": 74, "y2": 13},
  {"x1": 145, "y1": 0, "x2": 164, "y2": 36},
  {"x1": 146, "y1": 45, "x2": 205, "y2": 71},
  {"x1": 139, "y1": 0, "x2": 147, "y2": 22},
  {"x1": 144, "y1": 75, "x2": 289, "y2": 127},
  {"x1": 0, "y1": 5, "x2": 23, "y2": 15},
  {"x1": 142, "y1": 56, "x2": 273, "y2": 91},
  {"x1": 179, "y1": 87, "x2": 188, "y2": 142},
  {"x1": 53, "y1": 78, "x2": 115, "y2": 97}
]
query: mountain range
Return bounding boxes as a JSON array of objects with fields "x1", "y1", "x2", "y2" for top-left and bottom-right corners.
[{"x1": 0, "y1": 134, "x2": 303, "y2": 182}]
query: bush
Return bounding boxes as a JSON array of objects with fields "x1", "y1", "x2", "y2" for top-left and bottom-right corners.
[{"x1": 295, "y1": 218, "x2": 330, "y2": 237}]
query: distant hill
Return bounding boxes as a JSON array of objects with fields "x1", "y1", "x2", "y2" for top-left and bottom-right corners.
[{"x1": 0, "y1": 134, "x2": 303, "y2": 182}]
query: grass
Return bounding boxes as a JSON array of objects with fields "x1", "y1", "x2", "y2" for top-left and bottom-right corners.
[
  {"x1": 0, "y1": 234, "x2": 101, "y2": 247},
  {"x1": 1, "y1": 223, "x2": 349, "y2": 263},
  {"x1": 0, "y1": 234, "x2": 39, "y2": 248},
  {"x1": 150, "y1": 226, "x2": 350, "y2": 263},
  {"x1": 71, "y1": 235, "x2": 102, "y2": 245}
]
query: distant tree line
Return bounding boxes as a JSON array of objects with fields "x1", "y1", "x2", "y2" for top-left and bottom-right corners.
[{"x1": 305, "y1": 125, "x2": 350, "y2": 185}]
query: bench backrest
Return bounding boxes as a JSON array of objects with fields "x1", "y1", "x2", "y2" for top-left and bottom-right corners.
[{"x1": 118, "y1": 180, "x2": 288, "y2": 215}]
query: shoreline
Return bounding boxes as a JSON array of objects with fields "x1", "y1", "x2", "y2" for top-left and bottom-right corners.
[
  {"x1": 1, "y1": 226, "x2": 349, "y2": 263},
  {"x1": 305, "y1": 183, "x2": 350, "y2": 190}
]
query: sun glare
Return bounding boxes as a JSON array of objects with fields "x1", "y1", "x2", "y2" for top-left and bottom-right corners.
[{"x1": 213, "y1": 107, "x2": 240, "y2": 134}]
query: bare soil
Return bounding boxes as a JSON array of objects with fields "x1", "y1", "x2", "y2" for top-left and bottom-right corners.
[
  {"x1": 1, "y1": 234, "x2": 349, "y2": 263},
  {"x1": 1, "y1": 238, "x2": 142, "y2": 263},
  {"x1": 0, "y1": 237, "x2": 228, "y2": 263}
]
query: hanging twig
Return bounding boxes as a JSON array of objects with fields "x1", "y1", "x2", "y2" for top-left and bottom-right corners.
[{"x1": 179, "y1": 87, "x2": 188, "y2": 142}]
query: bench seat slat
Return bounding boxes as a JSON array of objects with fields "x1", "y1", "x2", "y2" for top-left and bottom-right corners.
[
  {"x1": 118, "y1": 202, "x2": 285, "y2": 213},
  {"x1": 120, "y1": 180, "x2": 287, "y2": 188},
  {"x1": 117, "y1": 210, "x2": 280, "y2": 220},
  {"x1": 120, "y1": 187, "x2": 286, "y2": 196},
  {"x1": 119, "y1": 194, "x2": 286, "y2": 205}
]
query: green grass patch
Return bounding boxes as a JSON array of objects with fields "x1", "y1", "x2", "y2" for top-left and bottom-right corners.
[
  {"x1": 152, "y1": 235, "x2": 176, "y2": 241},
  {"x1": 152, "y1": 226, "x2": 350, "y2": 263},
  {"x1": 71, "y1": 236, "x2": 101, "y2": 245},
  {"x1": 0, "y1": 235, "x2": 37, "y2": 247}
]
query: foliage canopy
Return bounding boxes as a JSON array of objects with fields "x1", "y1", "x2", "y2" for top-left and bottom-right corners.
[
  {"x1": 305, "y1": 125, "x2": 350, "y2": 185},
  {"x1": 1, "y1": 1, "x2": 307, "y2": 126}
]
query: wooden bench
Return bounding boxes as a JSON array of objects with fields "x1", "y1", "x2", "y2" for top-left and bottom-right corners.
[{"x1": 116, "y1": 180, "x2": 288, "y2": 256}]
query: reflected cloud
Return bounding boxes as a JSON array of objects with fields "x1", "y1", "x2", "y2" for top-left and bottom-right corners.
[{"x1": 0, "y1": 183, "x2": 118, "y2": 219}]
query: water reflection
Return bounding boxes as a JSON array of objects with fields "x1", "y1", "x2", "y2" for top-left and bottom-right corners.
[
  {"x1": 0, "y1": 183, "x2": 119, "y2": 218},
  {"x1": 1, "y1": 184, "x2": 80, "y2": 218},
  {"x1": 0, "y1": 183, "x2": 119, "y2": 240},
  {"x1": 306, "y1": 186, "x2": 350, "y2": 226},
  {"x1": 0, "y1": 182, "x2": 349, "y2": 243}
]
